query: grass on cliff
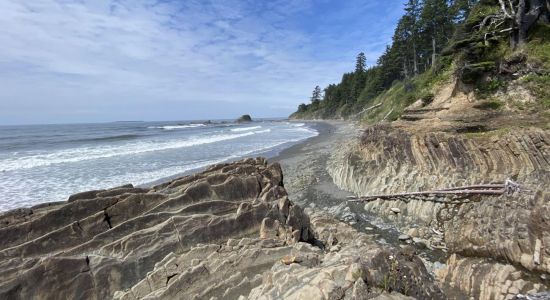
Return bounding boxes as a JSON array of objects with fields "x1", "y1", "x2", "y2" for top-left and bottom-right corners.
[
  {"x1": 359, "y1": 61, "x2": 453, "y2": 124},
  {"x1": 526, "y1": 24, "x2": 550, "y2": 69},
  {"x1": 523, "y1": 24, "x2": 550, "y2": 109}
]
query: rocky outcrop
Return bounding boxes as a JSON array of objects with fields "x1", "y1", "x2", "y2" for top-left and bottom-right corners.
[
  {"x1": 0, "y1": 158, "x2": 309, "y2": 299},
  {"x1": 330, "y1": 125, "x2": 549, "y2": 197},
  {"x1": 247, "y1": 211, "x2": 444, "y2": 300},
  {"x1": 327, "y1": 124, "x2": 550, "y2": 298},
  {"x1": 437, "y1": 254, "x2": 545, "y2": 300},
  {"x1": 0, "y1": 157, "x2": 443, "y2": 299},
  {"x1": 114, "y1": 209, "x2": 444, "y2": 300},
  {"x1": 237, "y1": 115, "x2": 253, "y2": 122}
]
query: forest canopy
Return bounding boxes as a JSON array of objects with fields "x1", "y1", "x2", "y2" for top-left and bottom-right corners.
[{"x1": 292, "y1": 0, "x2": 550, "y2": 119}]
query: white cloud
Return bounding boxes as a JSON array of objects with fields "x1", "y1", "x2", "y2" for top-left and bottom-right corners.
[{"x1": 0, "y1": 0, "x2": 401, "y2": 124}]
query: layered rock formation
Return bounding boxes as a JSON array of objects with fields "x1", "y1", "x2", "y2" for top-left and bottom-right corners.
[
  {"x1": 327, "y1": 84, "x2": 550, "y2": 299},
  {"x1": 0, "y1": 158, "x2": 302, "y2": 299},
  {"x1": 0, "y1": 157, "x2": 442, "y2": 299}
]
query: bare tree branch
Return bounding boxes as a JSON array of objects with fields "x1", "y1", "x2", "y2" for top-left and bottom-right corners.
[
  {"x1": 499, "y1": 0, "x2": 514, "y2": 18},
  {"x1": 509, "y1": 0, "x2": 517, "y2": 15}
]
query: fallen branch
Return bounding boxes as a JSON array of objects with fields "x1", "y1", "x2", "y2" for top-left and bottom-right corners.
[
  {"x1": 347, "y1": 180, "x2": 522, "y2": 203},
  {"x1": 355, "y1": 103, "x2": 382, "y2": 116},
  {"x1": 435, "y1": 184, "x2": 503, "y2": 191},
  {"x1": 382, "y1": 108, "x2": 394, "y2": 121},
  {"x1": 348, "y1": 189, "x2": 505, "y2": 203}
]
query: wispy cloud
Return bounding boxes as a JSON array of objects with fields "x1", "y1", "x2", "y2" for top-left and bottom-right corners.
[{"x1": 0, "y1": 0, "x2": 403, "y2": 124}]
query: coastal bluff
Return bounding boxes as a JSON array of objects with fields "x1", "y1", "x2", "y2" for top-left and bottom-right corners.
[{"x1": 0, "y1": 157, "x2": 442, "y2": 299}]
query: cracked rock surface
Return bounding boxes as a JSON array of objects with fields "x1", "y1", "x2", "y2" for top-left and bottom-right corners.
[{"x1": 0, "y1": 157, "x2": 441, "y2": 299}]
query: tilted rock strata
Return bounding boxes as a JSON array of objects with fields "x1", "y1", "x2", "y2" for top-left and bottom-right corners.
[
  {"x1": 247, "y1": 211, "x2": 444, "y2": 300},
  {"x1": 329, "y1": 125, "x2": 549, "y2": 197},
  {"x1": 328, "y1": 125, "x2": 550, "y2": 298},
  {"x1": 437, "y1": 254, "x2": 545, "y2": 299},
  {"x1": 0, "y1": 158, "x2": 313, "y2": 299},
  {"x1": 116, "y1": 210, "x2": 444, "y2": 300},
  {"x1": 0, "y1": 157, "x2": 443, "y2": 299}
]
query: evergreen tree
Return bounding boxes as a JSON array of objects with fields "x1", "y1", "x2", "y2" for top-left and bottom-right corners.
[
  {"x1": 355, "y1": 52, "x2": 367, "y2": 73},
  {"x1": 450, "y1": 0, "x2": 476, "y2": 22},
  {"x1": 292, "y1": 0, "x2": 493, "y2": 119},
  {"x1": 297, "y1": 103, "x2": 308, "y2": 113},
  {"x1": 419, "y1": 0, "x2": 453, "y2": 66},
  {"x1": 310, "y1": 86, "x2": 322, "y2": 106},
  {"x1": 404, "y1": 0, "x2": 422, "y2": 75}
]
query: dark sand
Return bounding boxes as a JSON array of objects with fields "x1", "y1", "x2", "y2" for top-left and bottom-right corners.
[
  {"x1": 271, "y1": 120, "x2": 447, "y2": 266},
  {"x1": 271, "y1": 120, "x2": 358, "y2": 205}
]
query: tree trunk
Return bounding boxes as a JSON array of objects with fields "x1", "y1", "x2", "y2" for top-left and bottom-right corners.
[
  {"x1": 403, "y1": 58, "x2": 409, "y2": 79},
  {"x1": 541, "y1": 0, "x2": 550, "y2": 23},
  {"x1": 413, "y1": 42, "x2": 418, "y2": 75},
  {"x1": 431, "y1": 36, "x2": 437, "y2": 67},
  {"x1": 514, "y1": 0, "x2": 548, "y2": 48}
]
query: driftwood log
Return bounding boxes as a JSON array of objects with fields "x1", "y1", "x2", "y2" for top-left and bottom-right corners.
[
  {"x1": 354, "y1": 103, "x2": 382, "y2": 116},
  {"x1": 347, "y1": 179, "x2": 522, "y2": 203}
]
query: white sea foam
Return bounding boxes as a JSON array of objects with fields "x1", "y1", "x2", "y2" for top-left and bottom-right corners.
[
  {"x1": 230, "y1": 126, "x2": 262, "y2": 132},
  {"x1": 0, "y1": 122, "x2": 319, "y2": 212},
  {"x1": 0, "y1": 131, "x2": 261, "y2": 172},
  {"x1": 148, "y1": 124, "x2": 206, "y2": 130}
]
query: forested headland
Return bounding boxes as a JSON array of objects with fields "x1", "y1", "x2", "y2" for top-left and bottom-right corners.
[{"x1": 291, "y1": 0, "x2": 550, "y2": 121}]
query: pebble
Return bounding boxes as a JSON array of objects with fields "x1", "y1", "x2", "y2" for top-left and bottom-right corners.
[
  {"x1": 330, "y1": 245, "x2": 341, "y2": 252},
  {"x1": 413, "y1": 238, "x2": 428, "y2": 249},
  {"x1": 364, "y1": 227, "x2": 374, "y2": 231},
  {"x1": 390, "y1": 208, "x2": 401, "y2": 214},
  {"x1": 398, "y1": 234, "x2": 411, "y2": 241}
]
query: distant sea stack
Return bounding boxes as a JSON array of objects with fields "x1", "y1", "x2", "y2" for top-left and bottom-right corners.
[{"x1": 236, "y1": 114, "x2": 252, "y2": 122}]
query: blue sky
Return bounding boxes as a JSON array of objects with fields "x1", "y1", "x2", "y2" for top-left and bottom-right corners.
[{"x1": 0, "y1": 0, "x2": 404, "y2": 125}]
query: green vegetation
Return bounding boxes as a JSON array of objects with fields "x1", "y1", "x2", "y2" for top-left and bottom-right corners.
[
  {"x1": 291, "y1": 0, "x2": 550, "y2": 121},
  {"x1": 473, "y1": 98, "x2": 504, "y2": 110},
  {"x1": 526, "y1": 24, "x2": 550, "y2": 69},
  {"x1": 292, "y1": 0, "x2": 474, "y2": 120},
  {"x1": 474, "y1": 78, "x2": 505, "y2": 98},
  {"x1": 522, "y1": 24, "x2": 550, "y2": 109},
  {"x1": 361, "y1": 65, "x2": 453, "y2": 123},
  {"x1": 523, "y1": 74, "x2": 550, "y2": 108}
]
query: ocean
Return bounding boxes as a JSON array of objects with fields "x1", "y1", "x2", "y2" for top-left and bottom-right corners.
[{"x1": 0, "y1": 119, "x2": 318, "y2": 211}]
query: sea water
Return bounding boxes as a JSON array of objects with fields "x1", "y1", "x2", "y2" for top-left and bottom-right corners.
[{"x1": 0, "y1": 120, "x2": 317, "y2": 211}]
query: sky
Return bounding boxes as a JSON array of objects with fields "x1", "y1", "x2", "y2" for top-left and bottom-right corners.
[{"x1": 0, "y1": 0, "x2": 404, "y2": 125}]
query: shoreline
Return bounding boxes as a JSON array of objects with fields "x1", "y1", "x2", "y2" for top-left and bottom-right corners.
[
  {"x1": 0, "y1": 120, "x2": 323, "y2": 213},
  {"x1": 141, "y1": 120, "x2": 329, "y2": 189}
]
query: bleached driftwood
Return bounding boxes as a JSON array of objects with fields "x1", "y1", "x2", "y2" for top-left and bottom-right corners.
[
  {"x1": 347, "y1": 180, "x2": 521, "y2": 203},
  {"x1": 382, "y1": 108, "x2": 394, "y2": 121},
  {"x1": 355, "y1": 103, "x2": 382, "y2": 116}
]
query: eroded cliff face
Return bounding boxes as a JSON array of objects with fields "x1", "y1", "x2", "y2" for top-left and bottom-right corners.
[
  {"x1": 327, "y1": 82, "x2": 550, "y2": 299},
  {"x1": 0, "y1": 157, "x2": 442, "y2": 299}
]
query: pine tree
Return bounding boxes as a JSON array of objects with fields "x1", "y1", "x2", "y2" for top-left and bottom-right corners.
[
  {"x1": 404, "y1": 0, "x2": 422, "y2": 75},
  {"x1": 420, "y1": 0, "x2": 453, "y2": 67},
  {"x1": 355, "y1": 52, "x2": 367, "y2": 73},
  {"x1": 311, "y1": 86, "x2": 322, "y2": 106},
  {"x1": 450, "y1": 0, "x2": 476, "y2": 22}
]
